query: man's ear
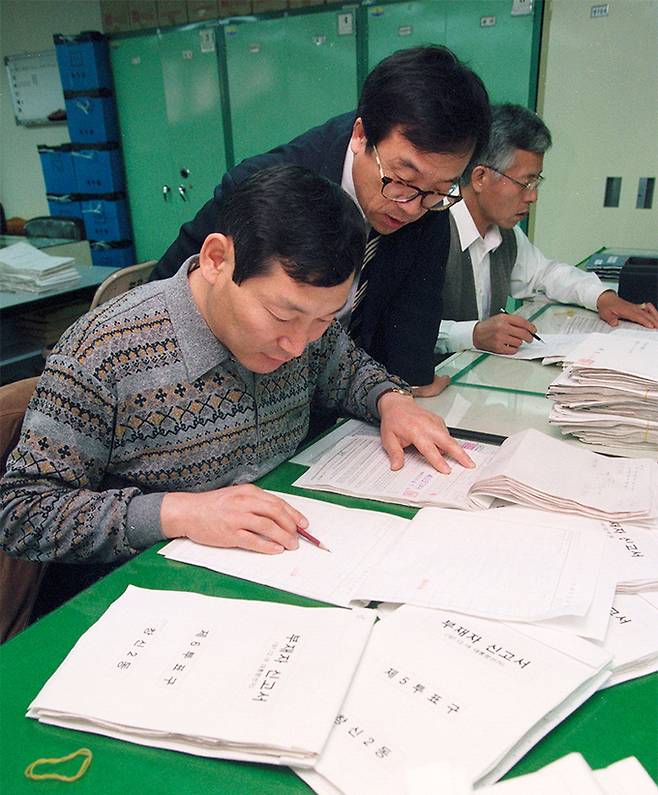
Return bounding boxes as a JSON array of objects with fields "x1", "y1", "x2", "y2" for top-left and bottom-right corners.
[
  {"x1": 350, "y1": 117, "x2": 367, "y2": 156},
  {"x1": 470, "y1": 165, "x2": 488, "y2": 194},
  {"x1": 198, "y1": 233, "x2": 234, "y2": 283}
]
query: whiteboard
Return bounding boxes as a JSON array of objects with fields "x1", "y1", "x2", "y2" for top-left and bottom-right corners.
[{"x1": 5, "y1": 49, "x2": 66, "y2": 126}]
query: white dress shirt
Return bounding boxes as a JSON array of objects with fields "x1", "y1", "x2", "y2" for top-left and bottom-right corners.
[{"x1": 435, "y1": 200, "x2": 607, "y2": 354}]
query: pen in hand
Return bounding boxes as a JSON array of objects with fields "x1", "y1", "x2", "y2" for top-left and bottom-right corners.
[
  {"x1": 499, "y1": 308, "x2": 545, "y2": 343},
  {"x1": 297, "y1": 526, "x2": 331, "y2": 553}
]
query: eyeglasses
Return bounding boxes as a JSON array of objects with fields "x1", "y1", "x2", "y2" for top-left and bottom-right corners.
[
  {"x1": 483, "y1": 165, "x2": 544, "y2": 192},
  {"x1": 372, "y1": 144, "x2": 462, "y2": 212}
]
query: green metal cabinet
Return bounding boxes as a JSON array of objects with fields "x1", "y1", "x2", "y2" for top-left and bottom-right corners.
[
  {"x1": 224, "y1": 7, "x2": 358, "y2": 165},
  {"x1": 365, "y1": 0, "x2": 541, "y2": 109},
  {"x1": 445, "y1": 0, "x2": 539, "y2": 106},
  {"x1": 111, "y1": 27, "x2": 227, "y2": 262},
  {"x1": 365, "y1": 1, "x2": 448, "y2": 69}
]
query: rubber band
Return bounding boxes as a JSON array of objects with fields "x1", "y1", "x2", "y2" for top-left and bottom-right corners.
[{"x1": 24, "y1": 747, "x2": 92, "y2": 782}]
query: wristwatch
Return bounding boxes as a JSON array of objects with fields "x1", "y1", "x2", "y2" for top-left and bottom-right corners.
[{"x1": 377, "y1": 386, "x2": 414, "y2": 403}]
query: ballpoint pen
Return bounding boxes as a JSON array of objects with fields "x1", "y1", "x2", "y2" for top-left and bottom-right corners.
[
  {"x1": 499, "y1": 307, "x2": 545, "y2": 343},
  {"x1": 297, "y1": 526, "x2": 331, "y2": 553}
]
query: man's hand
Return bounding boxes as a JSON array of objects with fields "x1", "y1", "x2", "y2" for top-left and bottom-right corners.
[
  {"x1": 377, "y1": 391, "x2": 475, "y2": 474},
  {"x1": 161, "y1": 485, "x2": 308, "y2": 554},
  {"x1": 596, "y1": 290, "x2": 658, "y2": 329},
  {"x1": 410, "y1": 374, "x2": 451, "y2": 398},
  {"x1": 472, "y1": 313, "x2": 538, "y2": 354}
]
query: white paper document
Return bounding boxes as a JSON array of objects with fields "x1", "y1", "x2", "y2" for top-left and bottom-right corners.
[
  {"x1": 27, "y1": 585, "x2": 375, "y2": 767},
  {"x1": 296, "y1": 427, "x2": 658, "y2": 522},
  {"x1": 476, "y1": 333, "x2": 584, "y2": 360},
  {"x1": 294, "y1": 435, "x2": 498, "y2": 509},
  {"x1": 295, "y1": 605, "x2": 612, "y2": 793},
  {"x1": 598, "y1": 592, "x2": 658, "y2": 687},
  {"x1": 162, "y1": 494, "x2": 608, "y2": 624},
  {"x1": 0, "y1": 241, "x2": 79, "y2": 293}
]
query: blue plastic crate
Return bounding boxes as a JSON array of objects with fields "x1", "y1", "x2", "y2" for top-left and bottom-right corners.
[
  {"x1": 82, "y1": 194, "x2": 131, "y2": 240},
  {"x1": 64, "y1": 90, "x2": 119, "y2": 143},
  {"x1": 38, "y1": 144, "x2": 77, "y2": 194},
  {"x1": 54, "y1": 32, "x2": 113, "y2": 92},
  {"x1": 89, "y1": 240, "x2": 135, "y2": 268},
  {"x1": 72, "y1": 144, "x2": 125, "y2": 194},
  {"x1": 46, "y1": 193, "x2": 83, "y2": 220}
]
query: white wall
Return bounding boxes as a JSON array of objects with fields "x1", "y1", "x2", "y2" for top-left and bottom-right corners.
[
  {"x1": 0, "y1": 0, "x2": 102, "y2": 221},
  {"x1": 531, "y1": 0, "x2": 658, "y2": 263}
]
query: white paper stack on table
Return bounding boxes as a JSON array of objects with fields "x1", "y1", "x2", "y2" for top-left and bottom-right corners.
[
  {"x1": 294, "y1": 604, "x2": 612, "y2": 794},
  {"x1": 0, "y1": 241, "x2": 80, "y2": 292},
  {"x1": 27, "y1": 585, "x2": 375, "y2": 767},
  {"x1": 295, "y1": 427, "x2": 658, "y2": 522},
  {"x1": 547, "y1": 332, "x2": 658, "y2": 453},
  {"x1": 162, "y1": 493, "x2": 613, "y2": 627},
  {"x1": 481, "y1": 754, "x2": 658, "y2": 795}
]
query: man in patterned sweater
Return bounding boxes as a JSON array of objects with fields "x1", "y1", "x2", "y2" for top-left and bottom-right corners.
[{"x1": 0, "y1": 166, "x2": 473, "y2": 564}]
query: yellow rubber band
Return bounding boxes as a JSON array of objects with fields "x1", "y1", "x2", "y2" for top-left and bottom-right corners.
[{"x1": 24, "y1": 747, "x2": 92, "y2": 782}]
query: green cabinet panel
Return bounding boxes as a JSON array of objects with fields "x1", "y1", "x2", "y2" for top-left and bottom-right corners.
[
  {"x1": 366, "y1": 1, "x2": 448, "y2": 70},
  {"x1": 111, "y1": 27, "x2": 227, "y2": 262},
  {"x1": 224, "y1": 8, "x2": 358, "y2": 165},
  {"x1": 445, "y1": 0, "x2": 537, "y2": 106}
]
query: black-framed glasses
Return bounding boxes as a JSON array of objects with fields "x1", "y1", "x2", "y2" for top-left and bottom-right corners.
[
  {"x1": 372, "y1": 144, "x2": 462, "y2": 212},
  {"x1": 483, "y1": 165, "x2": 544, "y2": 192}
]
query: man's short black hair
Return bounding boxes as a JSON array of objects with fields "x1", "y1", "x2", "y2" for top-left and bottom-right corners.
[
  {"x1": 357, "y1": 45, "x2": 491, "y2": 160},
  {"x1": 218, "y1": 165, "x2": 366, "y2": 287}
]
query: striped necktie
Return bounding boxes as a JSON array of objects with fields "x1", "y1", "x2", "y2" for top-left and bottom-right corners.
[{"x1": 348, "y1": 232, "x2": 381, "y2": 342}]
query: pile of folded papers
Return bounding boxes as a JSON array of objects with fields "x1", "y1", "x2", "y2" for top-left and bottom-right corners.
[
  {"x1": 547, "y1": 332, "x2": 658, "y2": 453},
  {"x1": 0, "y1": 241, "x2": 80, "y2": 293}
]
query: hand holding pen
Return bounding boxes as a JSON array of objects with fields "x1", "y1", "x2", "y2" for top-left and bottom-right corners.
[
  {"x1": 499, "y1": 308, "x2": 544, "y2": 343},
  {"x1": 472, "y1": 309, "x2": 543, "y2": 354}
]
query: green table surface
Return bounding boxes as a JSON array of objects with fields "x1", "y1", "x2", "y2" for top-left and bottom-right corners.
[{"x1": 2, "y1": 465, "x2": 657, "y2": 793}]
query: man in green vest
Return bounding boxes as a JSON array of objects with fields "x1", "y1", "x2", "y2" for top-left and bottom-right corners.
[{"x1": 435, "y1": 104, "x2": 658, "y2": 356}]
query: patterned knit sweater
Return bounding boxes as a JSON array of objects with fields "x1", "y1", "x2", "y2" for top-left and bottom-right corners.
[{"x1": 0, "y1": 261, "x2": 401, "y2": 563}]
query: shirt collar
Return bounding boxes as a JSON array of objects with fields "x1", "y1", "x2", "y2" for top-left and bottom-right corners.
[
  {"x1": 450, "y1": 198, "x2": 502, "y2": 255},
  {"x1": 164, "y1": 256, "x2": 232, "y2": 382},
  {"x1": 341, "y1": 145, "x2": 366, "y2": 221}
]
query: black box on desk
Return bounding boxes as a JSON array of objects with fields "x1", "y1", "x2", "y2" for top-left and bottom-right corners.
[{"x1": 618, "y1": 257, "x2": 658, "y2": 305}]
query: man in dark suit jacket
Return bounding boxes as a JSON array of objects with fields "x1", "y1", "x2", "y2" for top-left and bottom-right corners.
[{"x1": 151, "y1": 46, "x2": 491, "y2": 395}]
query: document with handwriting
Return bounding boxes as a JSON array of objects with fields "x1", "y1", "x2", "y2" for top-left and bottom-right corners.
[
  {"x1": 27, "y1": 586, "x2": 375, "y2": 767},
  {"x1": 295, "y1": 605, "x2": 611, "y2": 793}
]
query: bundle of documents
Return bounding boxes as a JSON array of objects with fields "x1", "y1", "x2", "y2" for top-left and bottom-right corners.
[
  {"x1": 482, "y1": 754, "x2": 658, "y2": 795},
  {"x1": 162, "y1": 493, "x2": 613, "y2": 625},
  {"x1": 295, "y1": 427, "x2": 658, "y2": 522},
  {"x1": 294, "y1": 604, "x2": 612, "y2": 793},
  {"x1": 27, "y1": 586, "x2": 375, "y2": 767},
  {"x1": 597, "y1": 592, "x2": 658, "y2": 688},
  {"x1": 547, "y1": 333, "x2": 658, "y2": 452},
  {"x1": 0, "y1": 240, "x2": 79, "y2": 292}
]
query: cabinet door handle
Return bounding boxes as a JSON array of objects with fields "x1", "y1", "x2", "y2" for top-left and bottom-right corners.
[
  {"x1": 162, "y1": 185, "x2": 171, "y2": 201},
  {"x1": 178, "y1": 185, "x2": 188, "y2": 201}
]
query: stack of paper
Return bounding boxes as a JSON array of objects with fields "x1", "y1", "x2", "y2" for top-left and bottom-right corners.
[
  {"x1": 598, "y1": 592, "x2": 658, "y2": 688},
  {"x1": 294, "y1": 604, "x2": 612, "y2": 793},
  {"x1": 295, "y1": 427, "x2": 658, "y2": 522},
  {"x1": 0, "y1": 241, "x2": 79, "y2": 292},
  {"x1": 27, "y1": 586, "x2": 375, "y2": 767},
  {"x1": 162, "y1": 493, "x2": 612, "y2": 626},
  {"x1": 547, "y1": 333, "x2": 658, "y2": 452},
  {"x1": 482, "y1": 754, "x2": 658, "y2": 795}
]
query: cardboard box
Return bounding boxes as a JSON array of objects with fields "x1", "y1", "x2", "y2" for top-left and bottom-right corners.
[
  {"x1": 100, "y1": 0, "x2": 131, "y2": 33},
  {"x1": 130, "y1": 0, "x2": 158, "y2": 28},
  {"x1": 186, "y1": 0, "x2": 220, "y2": 21},
  {"x1": 218, "y1": 0, "x2": 252, "y2": 16},
  {"x1": 157, "y1": 0, "x2": 189, "y2": 26}
]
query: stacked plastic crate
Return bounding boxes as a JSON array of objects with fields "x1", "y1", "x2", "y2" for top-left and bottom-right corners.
[{"x1": 53, "y1": 31, "x2": 135, "y2": 268}]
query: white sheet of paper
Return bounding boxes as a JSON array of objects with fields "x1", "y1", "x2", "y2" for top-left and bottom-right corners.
[
  {"x1": 476, "y1": 334, "x2": 586, "y2": 360},
  {"x1": 594, "y1": 756, "x2": 658, "y2": 795},
  {"x1": 27, "y1": 585, "x2": 375, "y2": 767},
  {"x1": 296, "y1": 605, "x2": 611, "y2": 793},
  {"x1": 0, "y1": 240, "x2": 74, "y2": 272},
  {"x1": 294, "y1": 435, "x2": 497, "y2": 509},
  {"x1": 598, "y1": 593, "x2": 658, "y2": 687},
  {"x1": 162, "y1": 496, "x2": 607, "y2": 623}
]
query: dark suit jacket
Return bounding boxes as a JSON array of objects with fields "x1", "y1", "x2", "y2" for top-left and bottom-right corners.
[{"x1": 151, "y1": 113, "x2": 450, "y2": 386}]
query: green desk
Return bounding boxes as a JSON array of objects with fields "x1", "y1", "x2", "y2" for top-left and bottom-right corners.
[{"x1": 1, "y1": 461, "x2": 657, "y2": 793}]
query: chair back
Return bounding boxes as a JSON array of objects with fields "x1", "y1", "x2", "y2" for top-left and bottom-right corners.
[
  {"x1": 90, "y1": 259, "x2": 157, "y2": 310},
  {"x1": 0, "y1": 377, "x2": 47, "y2": 643},
  {"x1": 24, "y1": 216, "x2": 84, "y2": 240}
]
